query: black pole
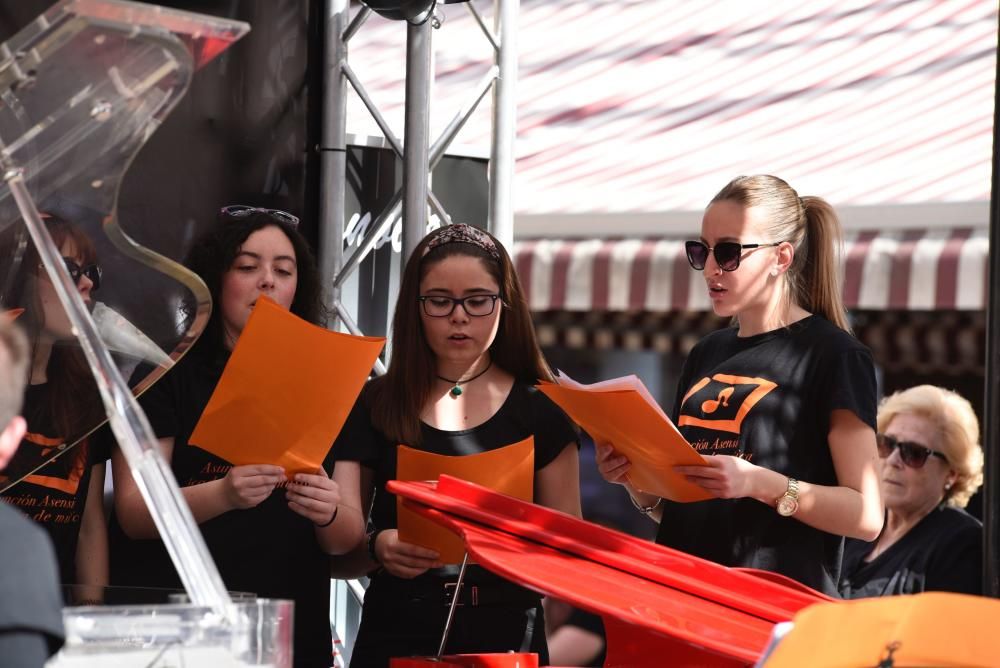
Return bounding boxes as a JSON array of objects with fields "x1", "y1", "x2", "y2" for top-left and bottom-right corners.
[{"x1": 984, "y1": 10, "x2": 1000, "y2": 598}]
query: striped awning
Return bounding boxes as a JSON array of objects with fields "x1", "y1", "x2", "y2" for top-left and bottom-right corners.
[
  {"x1": 346, "y1": 1, "x2": 997, "y2": 220},
  {"x1": 513, "y1": 227, "x2": 990, "y2": 312}
]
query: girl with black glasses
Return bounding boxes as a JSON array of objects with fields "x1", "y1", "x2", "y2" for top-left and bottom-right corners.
[
  {"x1": 334, "y1": 223, "x2": 580, "y2": 667},
  {"x1": 598, "y1": 174, "x2": 884, "y2": 596},
  {"x1": 840, "y1": 385, "x2": 983, "y2": 598}
]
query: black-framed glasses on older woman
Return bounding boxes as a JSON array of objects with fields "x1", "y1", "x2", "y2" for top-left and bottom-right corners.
[
  {"x1": 219, "y1": 204, "x2": 300, "y2": 228},
  {"x1": 876, "y1": 433, "x2": 949, "y2": 469},
  {"x1": 418, "y1": 294, "x2": 500, "y2": 318},
  {"x1": 685, "y1": 240, "x2": 784, "y2": 272}
]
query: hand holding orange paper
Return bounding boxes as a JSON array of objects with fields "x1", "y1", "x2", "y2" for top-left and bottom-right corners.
[
  {"x1": 189, "y1": 296, "x2": 384, "y2": 474},
  {"x1": 538, "y1": 373, "x2": 710, "y2": 502},
  {"x1": 396, "y1": 437, "x2": 534, "y2": 564}
]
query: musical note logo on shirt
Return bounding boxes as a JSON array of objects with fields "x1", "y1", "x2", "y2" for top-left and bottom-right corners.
[{"x1": 678, "y1": 373, "x2": 777, "y2": 434}]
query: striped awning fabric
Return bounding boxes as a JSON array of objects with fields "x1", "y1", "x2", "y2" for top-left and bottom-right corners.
[
  {"x1": 347, "y1": 0, "x2": 997, "y2": 218},
  {"x1": 513, "y1": 227, "x2": 989, "y2": 312}
]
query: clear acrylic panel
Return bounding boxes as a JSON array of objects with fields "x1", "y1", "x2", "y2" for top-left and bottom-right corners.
[
  {"x1": 51, "y1": 598, "x2": 294, "y2": 668},
  {"x1": 0, "y1": 0, "x2": 247, "y2": 491}
]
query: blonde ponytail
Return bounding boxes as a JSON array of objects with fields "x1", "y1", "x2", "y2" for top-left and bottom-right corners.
[{"x1": 796, "y1": 196, "x2": 850, "y2": 332}]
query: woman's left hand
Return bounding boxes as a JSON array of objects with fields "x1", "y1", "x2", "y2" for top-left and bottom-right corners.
[
  {"x1": 287, "y1": 468, "x2": 340, "y2": 526},
  {"x1": 675, "y1": 455, "x2": 759, "y2": 499}
]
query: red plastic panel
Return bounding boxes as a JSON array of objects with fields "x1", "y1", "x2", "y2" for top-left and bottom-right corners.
[
  {"x1": 415, "y1": 507, "x2": 771, "y2": 664},
  {"x1": 388, "y1": 476, "x2": 829, "y2": 619},
  {"x1": 602, "y1": 616, "x2": 750, "y2": 668},
  {"x1": 391, "y1": 654, "x2": 539, "y2": 668}
]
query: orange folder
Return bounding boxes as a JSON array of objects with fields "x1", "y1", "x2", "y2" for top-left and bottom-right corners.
[
  {"x1": 189, "y1": 296, "x2": 384, "y2": 474},
  {"x1": 764, "y1": 592, "x2": 1000, "y2": 667},
  {"x1": 538, "y1": 373, "x2": 710, "y2": 503},
  {"x1": 396, "y1": 437, "x2": 534, "y2": 564}
]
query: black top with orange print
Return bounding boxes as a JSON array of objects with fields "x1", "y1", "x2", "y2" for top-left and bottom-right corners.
[
  {"x1": 656, "y1": 315, "x2": 877, "y2": 597},
  {"x1": 107, "y1": 350, "x2": 337, "y2": 668},
  {"x1": 0, "y1": 383, "x2": 108, "y2": 585}
]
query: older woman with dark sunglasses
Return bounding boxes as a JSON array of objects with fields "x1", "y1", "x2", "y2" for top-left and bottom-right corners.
[{"x1": 840, "y1": 385, "x2": 984, "y2": 598}]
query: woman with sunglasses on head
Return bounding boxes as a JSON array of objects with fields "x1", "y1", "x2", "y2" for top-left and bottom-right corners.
[
  {"x1": 840, "y1": 385, "x2": 983, "y2": 598},
  {"x1": 598, "y1": 174, "x2": 883, "y2": 596},
  {"x1": 109, "y1": 206, "x2": 365, "y2": 667},
  {"x1": 0, "y1": 214, "x2": 110, "y2": 597},
  {"x1": 333, "y1": 223, "x2": 580, "y2": 667}
]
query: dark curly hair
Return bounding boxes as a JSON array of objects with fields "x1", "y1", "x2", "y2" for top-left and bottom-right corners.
[{"x1": 184, "y1": 210, "x2": 326, "y2": 359}]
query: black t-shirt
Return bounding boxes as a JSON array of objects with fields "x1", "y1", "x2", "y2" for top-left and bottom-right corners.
[
  {"x1": 0, "y1": 383, "x2": 109, "y2": 585},
  {"x1": 335, "y1": 380, "x2": 578, "y2": 533},
  {"x1": 0, "y1": 501, "x2": 65, "y2": 662},
  {"x1": 564, "y1": 607, "x2": 605, "y2": 667},
  {"x1": 840, "y1": 505, "x2": 982, "y2": 598},
  {"x1": 107, "y1": 351, "x2": 337, "y2": 668},
  {"x1": 336, "y1": 380, "x2": 577, "y2": 665},
  {"x1": 656, "y1": 315, "x2": 877, "y2": 596}
]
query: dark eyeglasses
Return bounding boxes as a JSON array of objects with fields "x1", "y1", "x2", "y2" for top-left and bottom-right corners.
[
  {"x1": 219, "y1": 204, "x2": 300, "y2": 228},
  {"x1": 63, "y1": 257, "x2": 102, "y2": 291},
  {"x1": 876, "y1": 433, "x2": 949, "y2": 469},
  {"x1": 685, "y1": 240, "x2": 783, "y2": 272},
  {"x1": 418, "y1": 294, "x2": 500, "y2": 318}
]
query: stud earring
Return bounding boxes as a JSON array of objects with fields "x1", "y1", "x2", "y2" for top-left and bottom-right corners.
[{"x1": 770, "y1": 268, "x2": 779, "y2": 277}]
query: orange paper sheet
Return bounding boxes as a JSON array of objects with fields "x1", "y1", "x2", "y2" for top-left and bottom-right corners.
[
  {"x1": 189, "y1": 296, "x2": 384, "y2": 474},
  {"x1": 538, "y1": 373, "x2": 710, "y2": 502},
  {"x1": 764, "y1": 592, "x2": 1000, "y2": 668},
  {"x1": 396, "y1": 437, "x2": 534, "y2": 564},
  {"x1": 3, "y1": 308, "x2": 24, "y2": 321}
]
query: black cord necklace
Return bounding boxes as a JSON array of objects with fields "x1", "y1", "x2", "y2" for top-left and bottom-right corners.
[{"x1": 437, "y1": 360, "x2": 492, "y2": 397}]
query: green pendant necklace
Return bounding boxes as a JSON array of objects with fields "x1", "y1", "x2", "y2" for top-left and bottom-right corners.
[{"x1": 438, "y1": 360, "x2": 492, "y2": 397}]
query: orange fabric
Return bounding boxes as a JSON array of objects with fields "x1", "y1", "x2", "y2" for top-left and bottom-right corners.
[
  {"x1": 189, "y1": 296, "x2": 384, "y2": 474},
  {"x1": 764, "y1": 592, "x2": 1000, "y2": 667},
  {"x1": 396, "y1": 437, "x2": 534, "y2": 564},
  {"x1": 538, "y1": 376, "x2": 710, "y2": 502}
]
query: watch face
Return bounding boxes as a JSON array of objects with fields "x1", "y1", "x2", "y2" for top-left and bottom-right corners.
[{"x1": 777, "y1": 497, "x2": 798, "y2": 517}]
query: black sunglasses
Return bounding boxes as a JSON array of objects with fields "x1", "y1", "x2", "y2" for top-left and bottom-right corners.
[
  {"x1": 63, "y1": 257, "x2": 102, "y2": 291},
  {"x1": 876, "y1": 433, "x2": 948, "y2": 469},
  {"x1": 685, "y1": 240, "x2": 783, "y2": 272},
  {"x1": 219, "y1": 204, "x2": 300, "y2": 228}
]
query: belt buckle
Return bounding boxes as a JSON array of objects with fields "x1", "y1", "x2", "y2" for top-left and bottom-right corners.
[{"x1": 443, "y1": 582, "x2": 478, "y2": 607}]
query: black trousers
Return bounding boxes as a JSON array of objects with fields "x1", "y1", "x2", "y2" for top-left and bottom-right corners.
[{"x1": 349, "y1": 568, "x2": 548, "y2": 668}]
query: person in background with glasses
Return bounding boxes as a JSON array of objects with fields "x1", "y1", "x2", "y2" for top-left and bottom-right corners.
[
  {"x1": 0, "y1": 214, "x2": 110, "y2": 599},
  {"x1": 0, "y1": 317, "x2": 65, "y2": 667},
  {"x1": 332, "y1": 223, "x2": 580, "y2": 667},
  {"x1": 108, "y1": 206, "x2": 365, "y2": 668},
  {"x1": 598, "y1": 174, "x2": 884, "y2": 597},
  {"x1": 840, "y1": 385, "x2": 983, "y2": 598}
]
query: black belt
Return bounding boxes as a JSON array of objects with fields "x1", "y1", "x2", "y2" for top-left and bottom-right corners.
[{"x1": 374, "y1": 574, "x2": 541, "y2": 609}]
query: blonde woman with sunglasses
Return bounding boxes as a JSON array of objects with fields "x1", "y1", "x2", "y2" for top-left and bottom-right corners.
[
  {"x1": 840, "y1": 385, "x2": 983, "y2": 598},
  {"x1": 598, "y1": 175, "x2": 884, "y2": 596}
]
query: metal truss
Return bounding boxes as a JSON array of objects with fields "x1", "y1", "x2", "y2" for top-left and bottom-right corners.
[{"x1": 317, "y1": 0, "x2": 519, "y2": 360}]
